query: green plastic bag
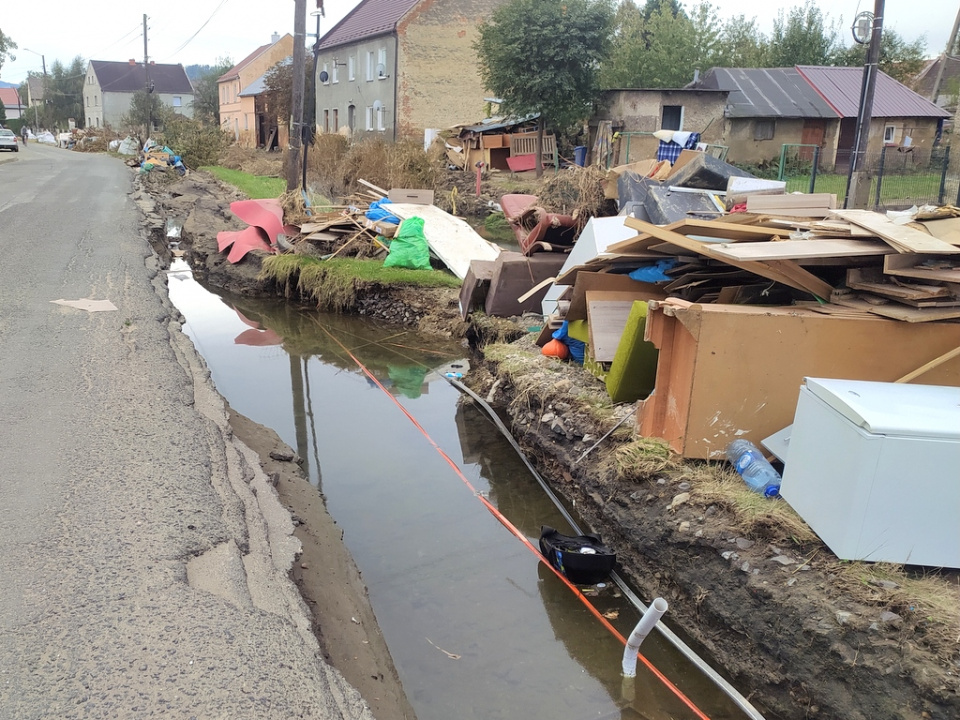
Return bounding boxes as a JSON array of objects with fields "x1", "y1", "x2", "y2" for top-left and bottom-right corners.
[{"x1": 383, "y1": 217, "x2": 431, "y2": 271}]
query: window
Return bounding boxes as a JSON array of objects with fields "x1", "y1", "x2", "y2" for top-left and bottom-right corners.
[
  {"x1": 323, "y1": 109, "x2": 329, "y2": 133},
  {"x1": 348, "y1": 56, "x2": 355, "y2": 81},
  {"x1": 366, "y1": 106, "x2": 374, "y2": 131},
  {"x1": 884, "y1": 125, "x2": 896, "y2": 143},
  {"x1": 661, "y1": 105, "x2": 683, "y2": 131},
  {"x1": 366, "y1": 51, "x2": 374, "y2": 81},
  {"x1": 172, "y1": 96, "x2": 182, "y2": 107},
  {"x1": 94, "y1": 95, "x2": 98, "y2": 106},
  {"x1": 754, "y1": 119, "x2": 775, "y2": 141},
  {"x1": 332, "y1": 63, "x2": 339, "y2": 83},
  {"x1": 333, "y1": 109, "x2": 339, "y2": 132},
  {"x1": 377, "y1": 105, "x2": 385, "y2": 131},
  {"x1": 378, "y1": 47, "x2": 387, "y2": 78}
]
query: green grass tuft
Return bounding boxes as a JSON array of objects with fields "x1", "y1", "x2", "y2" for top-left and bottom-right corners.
[{"x1": 201, "y1": 166, "x2": 286, "y2": 199}]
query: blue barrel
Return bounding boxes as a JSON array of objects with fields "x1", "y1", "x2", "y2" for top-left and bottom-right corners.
[{"x1": 573, "y1": 146, "x2": 587, "y2": 166}]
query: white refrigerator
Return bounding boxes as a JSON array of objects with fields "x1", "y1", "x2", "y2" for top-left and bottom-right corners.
[{"x1": 780, "y1": 377, "x2": 960, "y2": 568}]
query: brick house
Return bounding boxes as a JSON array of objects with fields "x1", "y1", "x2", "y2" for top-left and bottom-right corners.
[
  {"x1": 84, "y1": 60, "x2": 195, "y2": 129},
  {"x1": 692, "y1": 66, "x2": 950, "y2": 170},
  {"x1": 218, "y1": 33, "x2": 294, "y2": 148},
  {"x1": 314, "y1": 0, "x2": 505, "y2": 142}
]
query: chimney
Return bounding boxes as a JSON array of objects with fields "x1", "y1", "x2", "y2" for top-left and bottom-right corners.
[
  {"x1": 692, "y1": 69, "x2": 700, "y2": 84},
  {"x1": 129, "y1": 59, "x2": 137, "y2": 65},
  {"x1": 150, "y1": 60, "x2": 155, "y2": 65},
  {"x1": 271, "y1": 32, "x2": 280, "y2": 44}
]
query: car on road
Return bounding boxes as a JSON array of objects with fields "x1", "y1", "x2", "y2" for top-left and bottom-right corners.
[{"x1": 0, "y1": 128, "x2": 19, "y2": 152}]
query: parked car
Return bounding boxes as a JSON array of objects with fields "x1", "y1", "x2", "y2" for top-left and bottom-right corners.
[{"x1": 0, "y1": 128, "x2": 19, "y2": 152}]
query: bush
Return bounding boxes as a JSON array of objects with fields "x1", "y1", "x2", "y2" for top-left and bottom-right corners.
[{"x1": 160, "y1": 116, "x2": 230, "y2": 169}]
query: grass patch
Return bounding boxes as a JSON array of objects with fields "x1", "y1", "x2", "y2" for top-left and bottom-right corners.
[
  {"x1": 605, "y1": 437, "x2": 678, "y2": 479},
  {"x1": 201, "y1": 166, "x2": 286, "y2": 199},
  {"x1": 261, "y1": 255, "x2": 459, "y2": 311}
]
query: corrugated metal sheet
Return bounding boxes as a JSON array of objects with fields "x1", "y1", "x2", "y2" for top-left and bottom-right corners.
[
  {"x1": 317, "y1": 0, "x2": 420, "y2": 51},
  {"x1": 700, "y1": 67, "x2": 837, "y2": 119},
  {"x1": 797, "y1": 65, "x2": 950, "y2": 119}
]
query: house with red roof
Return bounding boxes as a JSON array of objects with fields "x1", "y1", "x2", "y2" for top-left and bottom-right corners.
[
  {"x1": 0, "y1": 87, "x2": 25, "y2": 120},
  {"x1": 693, "y1": 66, "x2": 950, "y2": 169},
  {"x1": 84, "y1": 60, "x2": 195, "y2": 130},
  {"x1": 218, "y1": 33, "x2": 294, "y2": 148},
  {"x1": 314, "y1": 0, "x2": 507, "y2": 142}
]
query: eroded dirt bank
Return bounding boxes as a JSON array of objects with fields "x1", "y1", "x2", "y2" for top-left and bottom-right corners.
[{"x1": 137, "y1": 168, "x2": 960, "y2": 720}]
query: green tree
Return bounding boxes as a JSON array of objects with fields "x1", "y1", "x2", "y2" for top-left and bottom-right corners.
[
  {"x1": 599, "y1": 0, "x2": 647, "y2": 87},
  {"x1": 262, "y1": 56, "x2": 315, "y2": 134},
  {"x1": 832, "y1": 30, "x2": 927, "y2": 84},
  {"x1": 191, "y1": 57, "x2": 233, "y2": 125},
  {"x1": 0, "y1": 28, "x2": 16, "y2": 78},
  {"x1": 45, "y1": 57, "x2": 85, "y2": 130},
  {"x1": 715, "y1": 15, "x2": 769, "y2": 68},
  {"x1": 476, "y1": 0, "x2": 614, "y2": 176},
  {"x1": 768, "y1": 0, "x2": 841, "y2": 67},
  {"x1": 121, "y1": 89, "x2": 174, "y2": 136}
]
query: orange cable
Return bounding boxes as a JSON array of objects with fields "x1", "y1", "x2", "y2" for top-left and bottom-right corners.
[{"x1": 317, "y1": 323, "x2": 712, "y2": 720}]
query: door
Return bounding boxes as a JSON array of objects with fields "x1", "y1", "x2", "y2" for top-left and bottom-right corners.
[{"x1": 800, "y1": 120, "x2": 825, "y2": 162}]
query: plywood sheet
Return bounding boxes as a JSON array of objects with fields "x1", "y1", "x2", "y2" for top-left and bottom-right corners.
[
  {"x1": 389, "y1": 203, "x2": 501, "y2": 279},
  {"x1": 586, "y1": 295, "x2": 638, "y2": 362},
  {"x1": 832, "y1": 296, "x2": 960, "y2": 322},
  {"x1": 832, "y1": 209, "x2": 959, "y2": 254},
  {"x1": 710, "y1": 238, "x2": 890, "y2": 261},
  {"x1": 883, "y1": 253, "x2": 960, "y2": 283}
]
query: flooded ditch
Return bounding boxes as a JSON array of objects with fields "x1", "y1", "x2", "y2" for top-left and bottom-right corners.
[{"x1": 166, "y1": 259, "x2": 753, "y2": 720}]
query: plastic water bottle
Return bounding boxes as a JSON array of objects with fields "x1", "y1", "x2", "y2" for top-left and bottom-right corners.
[{"x1": 726, "y1": 440, "x2": 781, "y2": 497}]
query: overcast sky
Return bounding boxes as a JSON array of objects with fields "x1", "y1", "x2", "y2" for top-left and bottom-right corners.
[{"x1": 0, "y1": 0, "x2": 953, "y2": 85}]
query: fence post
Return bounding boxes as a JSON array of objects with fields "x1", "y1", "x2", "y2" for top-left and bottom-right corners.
[
  {"x1": 874, "y1": 146, "x2": 886, "y2": 210},
  {"x1": 938, "y1": 145, "x2": 950, "y2": 206},
  {"x1": 808, "y1": 146, "x2": 820, "y2": 194},
  {"x1": 777, "y1": 145, "x2": 787, "y2": 182}
]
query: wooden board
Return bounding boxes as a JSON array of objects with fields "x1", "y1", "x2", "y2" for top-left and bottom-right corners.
[
  {"x1": 833, "y1": 295, "x2": 960, "y2": 322},
  {"x1": 920, "y1": 217, "x2": 960, "y2": 246},
  {"x1": 832, "y1": 209, "x2": 959, "y2": 254},
  {"x1": 748, "y1": 193, "x2": 837, "y2": 210},
  {"x1": 710, "y1": 238, "x2": 890, "y2": 262},
  {"x1": 846, "y1": 267, "x2": 954, "y2": 301},
  {"x1": 586, "y1": 295, "x2": 638, "y2": 363},
  {"x1": 388, "y1": 203, "x2": 501, "y2": 280},
  {"x1": 620, "y1": 217, "x2": 834, "y2": 299},
  {"x1": 883, "y1": 253, "x2": 960, "y2": 283}
]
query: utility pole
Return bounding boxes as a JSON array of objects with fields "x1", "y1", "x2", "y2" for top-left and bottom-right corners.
[
  {"x1": 303, "y1": 1, "x2": 324, "y2": 190},
  {"x1": 285, "y1": 0, "x2": 307, "y2": 192},
  {"x1": 844, "y1": 0, "x2": 884, "y2": 209},
  {"x1": 143, "y1": 13, "x2": 152, "y2": 139},
  {"x1": 929, "y1": 6, "x2": 960, "y2": 105}
]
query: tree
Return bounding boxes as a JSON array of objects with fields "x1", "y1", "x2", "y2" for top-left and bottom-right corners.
[
  {"x1": 121, "y1": 89, "x2": 174, "y2": 137},
  {"x1": 768, "y1": 1, "x2": 841, "y2": 67},
  {"x1": 599, "y1": 0, "x2": 648, "y2": 87},
  {"x1": 476, "y1": 0, "x2": 614, "y2": 175},
  {"x1": 715, "y1": 15, "x2": 769, "y2": 68},
  {"x1": 44, "y1": 57, "x2": 85, "y2": 130},
  {"x1": 262, "y1": 56, "x2": 315, "y2": 133},
  {"x1": 0, "y1": 28, "x2": 16, "y2": 78},
  {"x1": 832, "y1": 30, "x2": 927, "y2": 84},
  {"x1": 191, "y1": 57, "x2": 233, "y2": 125}
]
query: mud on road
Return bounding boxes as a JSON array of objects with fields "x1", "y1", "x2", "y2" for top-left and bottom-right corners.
[{"x1": 137, "y1": 166, "x2": 960, "y2": 720}]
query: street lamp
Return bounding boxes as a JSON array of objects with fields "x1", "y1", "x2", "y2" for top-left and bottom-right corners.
[{"x1": 22, "y1": 48, "x2": 48, "y2": 131}]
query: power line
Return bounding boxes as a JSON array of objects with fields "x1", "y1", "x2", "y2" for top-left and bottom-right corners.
[
  {"x1": 82, "y1": 23, "x2": 144, "y2": 61},
  {"x1": 161, "y1": 0, "x2": 233, "y2": 60}
]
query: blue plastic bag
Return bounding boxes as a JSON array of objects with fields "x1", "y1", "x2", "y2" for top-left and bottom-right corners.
[
  {"x1": 552, "y1": 321, "x2": 585, "y2": 365},
  {"x1": 628, "y1": 258, "x2": 679, "y2": 283},
  {"x1": 366, "y1": 198, "x2": 401, "y2": 225}
]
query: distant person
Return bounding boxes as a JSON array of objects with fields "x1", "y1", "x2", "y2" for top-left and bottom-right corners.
[{"x1": 21, "y1": 126, "x2": 28, "y2": 147}]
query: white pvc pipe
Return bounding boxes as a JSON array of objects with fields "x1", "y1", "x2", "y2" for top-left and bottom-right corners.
[{"x1": 621, "y1": 597, "x2": 669, "y2": 678}]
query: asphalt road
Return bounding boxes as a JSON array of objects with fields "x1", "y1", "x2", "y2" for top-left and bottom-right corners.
[{"x1": 0, "y1": 143, "x2": 374, "y2": 719}]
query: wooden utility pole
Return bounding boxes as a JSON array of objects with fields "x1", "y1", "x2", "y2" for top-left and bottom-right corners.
[
  {"x1": 285, "y1": 0, "x2": 307, "y2": 192},
  {"x1": 844, "y1": 0, "x2": 884, "y2": 209},
  {"x1": 143, "y1": 14, "x2": 152, "y2": 138},
  {"x1": 929, "y1": 5, "x2": 960, "y2": 105}
]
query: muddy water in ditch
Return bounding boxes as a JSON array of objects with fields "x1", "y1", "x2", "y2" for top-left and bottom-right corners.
[{"x1": 167, "y1": 261, "x2": 750, "y2": 720}]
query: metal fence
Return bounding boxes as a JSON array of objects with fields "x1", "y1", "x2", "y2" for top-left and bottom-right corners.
[{"x1": 779, "y1": 144, "x2": 957, "y2": 209}]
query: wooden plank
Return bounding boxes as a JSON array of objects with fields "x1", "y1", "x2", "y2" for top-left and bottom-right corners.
[
  {"x1": 883, "y1": 253, "x2": 960, "y2": 283},
  {"x1": 621, "y1": 217, "x2": 833, "y2": 298},
  {"x1": 763, "y1": 259, "x2": 835, "y2": 300},
  {"x1": 358, "y1": 178, "x2": 388, "y2": 197},
  {"x1": 896, "y1": 346, "x2": 960, "y2": 383},
  {"x1": 748, "y1": 193, "x2": 837, "y2": 210},
  {"x1": 832, "y1": 209, "x2": 959, "y2": 254},
  {"x1": 846, "y1": 267, "x2": 954, "y2": 301},
  {"x1": 387, "y1": 203, "x2": 501, "y2": 280},
  {"x1": 919, "y1": 217, "x2": 960, "y2": 246},
  {"x1": 710, "y1": 238, "x2": 890, "y2": 262},
  {"x1": 586, "y1": 295, "x2": 638, "y2": 363},
  {"x1": 833, "y1": 295, "x2": 960, "y2": 322}
]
